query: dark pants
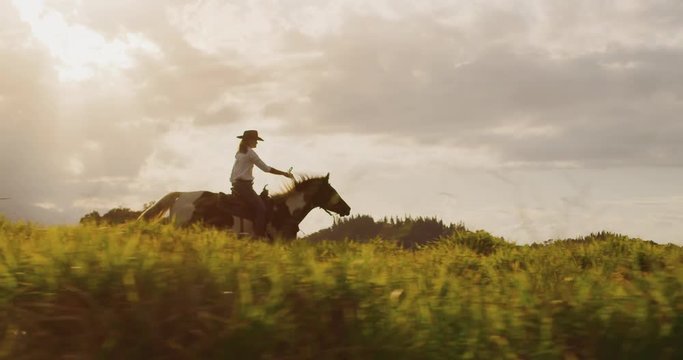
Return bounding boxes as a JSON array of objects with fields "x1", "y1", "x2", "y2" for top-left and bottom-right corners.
[{"x1": 231, "y1": 180, "x2": 266, "y2": 237}]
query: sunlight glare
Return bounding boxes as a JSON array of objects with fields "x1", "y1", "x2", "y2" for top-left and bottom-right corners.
[{"x1": 11, "y1": 0, "x2": 161, "y2": 82}]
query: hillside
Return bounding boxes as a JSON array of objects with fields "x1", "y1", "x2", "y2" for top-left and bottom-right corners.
[
  {"x1": 1, "y1": 216, "x2": 681, "y2": 358},
  {"x1": 305, "y1": 215, "x2": 508, "y2": 254}
]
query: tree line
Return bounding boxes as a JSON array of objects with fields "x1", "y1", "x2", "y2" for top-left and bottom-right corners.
[{"x1": 79, "y1": 201, "x2": 155, "y2": 225}]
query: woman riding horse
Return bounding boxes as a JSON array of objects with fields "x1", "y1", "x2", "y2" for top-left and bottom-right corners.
[
  {"x1": 230, "y1": 130, "x2": 293, "y2": 237},
  {"x1": 138, "y1": 175, "x2": 350, "y2": 238}
]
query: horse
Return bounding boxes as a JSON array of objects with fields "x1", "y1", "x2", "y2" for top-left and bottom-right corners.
[{"x1": 137, "y1": 174, "x2": 350, "y2": 239}]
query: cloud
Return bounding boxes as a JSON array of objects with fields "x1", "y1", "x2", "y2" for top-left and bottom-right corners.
[
  {"x1": 262, "y1": 5, "x2": 683, "y2": 167},
  {"x1": 42, "y1": 0, "x2": 683, "y2": 168},
  {"x1": 2, "y1": 0, "x2": 683, "y2": 245},
  {"x1": 51, "y1": 0, "x2": 270, "y2": 126},
  {"x1": 1, "y1": 0, "x2": 275, "y2": 223},
  {"x1": 0, "y1": 1, "x2": 65, "y2": 205}
]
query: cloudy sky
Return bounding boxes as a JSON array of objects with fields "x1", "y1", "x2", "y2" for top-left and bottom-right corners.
[{"x1": 1, "y1": 0, "x2": 682, "y2": 244}]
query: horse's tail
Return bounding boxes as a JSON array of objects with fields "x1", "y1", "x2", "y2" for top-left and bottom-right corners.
[{"x1": 137, "y1": 192, "x2": 181, "y2": 221}]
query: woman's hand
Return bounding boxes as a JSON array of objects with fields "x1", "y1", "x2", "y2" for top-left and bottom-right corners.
[
  {"x1": 270, "y1": 167, "x2": 295, "y2": 179},
  {"x1": 284, "y1": 166, "x2": 295, "y2": 179}
]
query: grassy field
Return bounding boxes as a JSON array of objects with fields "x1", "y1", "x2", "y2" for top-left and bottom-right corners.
[{"x1": 1, "y1": 216, "x2": 682, "y2": 359}]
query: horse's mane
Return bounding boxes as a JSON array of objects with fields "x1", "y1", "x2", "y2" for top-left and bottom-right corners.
[{"x1": 271, "y1": 174, "x2": 327, "y2": 200}]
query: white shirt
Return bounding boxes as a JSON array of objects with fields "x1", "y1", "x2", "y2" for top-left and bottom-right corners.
[{"x1": 230, "y1": 148, "x2": 272, "y2": 182}]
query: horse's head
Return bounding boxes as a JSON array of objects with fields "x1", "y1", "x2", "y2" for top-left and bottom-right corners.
[{"x1": 295, "y1": 173, "x2": 351, "y2": 216}]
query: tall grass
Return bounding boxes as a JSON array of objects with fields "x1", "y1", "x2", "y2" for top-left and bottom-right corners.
[{"x1": 1, "y1": 216, "x2": 682, "y2": 359}]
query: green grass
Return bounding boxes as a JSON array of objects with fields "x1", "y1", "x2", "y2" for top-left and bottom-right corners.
[{"x1": 1, "y1": 216, "x2": 682, "y2": 359}]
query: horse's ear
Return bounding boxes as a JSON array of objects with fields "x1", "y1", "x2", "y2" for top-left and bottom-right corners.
[{"x1": 325, "y1": 173, "x2": 330, "y2": 181}]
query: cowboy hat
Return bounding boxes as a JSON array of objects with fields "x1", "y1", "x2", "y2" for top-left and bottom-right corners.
[{"x1": 237, "y1": 130, "x2": 264, "y2": 141}]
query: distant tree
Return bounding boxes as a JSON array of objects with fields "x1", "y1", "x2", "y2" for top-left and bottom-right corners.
[
  {"x1": 79, "y1": 211, "x2": 102, "y2": 224},
  {"x1": 394, "y1": 217, "x2": 454, "y2": 248},
  {"x1": 143, "y1": 201, "x2": 156, "y2": 211},
  {"x1": 80, "y1": 205, "x2": 147, "y2": 225},
  {"x1": 305, "y1": 215, "x2": 467, "y2": 248},
  {"x1": 307, "y1": 215, "x2": 382, "y2": 242},
  {"x1": 100, "y1": 207, "x2": 142, "y2": 224}
]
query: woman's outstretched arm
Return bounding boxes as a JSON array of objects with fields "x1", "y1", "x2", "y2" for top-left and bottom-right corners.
[{"x1": 270, "y1": 167, "x2": 294, "y2": 178}]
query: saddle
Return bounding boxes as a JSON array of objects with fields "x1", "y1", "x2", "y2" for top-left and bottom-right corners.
[{"x1": 216, "y1": 189, "x2": 272, "y2": 221}]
